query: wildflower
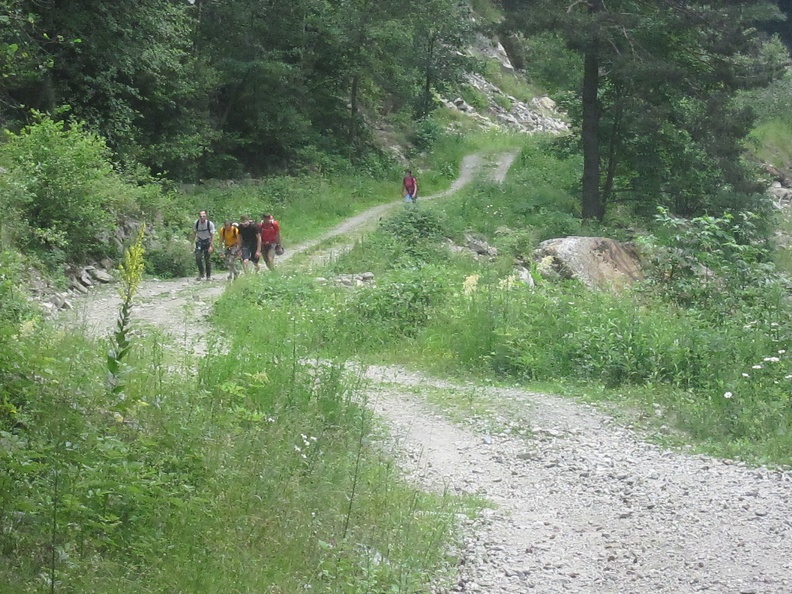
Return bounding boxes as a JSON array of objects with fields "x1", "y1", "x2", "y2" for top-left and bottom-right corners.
[
  {"x1": 785, "y1": 375, "x2": 792, "y2": 380},
  {"x1": 779, "y1": 350, "x2": 786, "y2": 354},
  {"x1": 752, "y1": 365, "x2": 763, "y2": 370},
  {"x1": 463, "y1": 274, "x2": 480, "y2": 296},
  {"x1": 498, "y1": 275, "x2": 518, "y2": 290},
  {"x1": 763, "y1": 357, "x2": 780, "y2": 363},
  {"x1": 294, "y1": 445, "x2": 302, "y2": 452},
  {"x1": 741, "y1": 373, "x2": 750, "y2": 378},
  {"x1": 724, "y1": 392, "x2": 733, "y2": 399},
  {"x1": 771, "y1": 322, "x2": 779, "y2": 327}
]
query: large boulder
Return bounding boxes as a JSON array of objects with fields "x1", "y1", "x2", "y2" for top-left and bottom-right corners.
[{"x1": 533, "y1": 236, "x2": 643, "y2": 291}]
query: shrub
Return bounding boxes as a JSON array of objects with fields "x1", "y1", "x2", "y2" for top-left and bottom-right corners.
[
  {"x1": 0, "y1": 114, "x2": 169, "y2": 265},
  {"x1": 145, "y1": 236, "x2": 194, "y2": 278}
]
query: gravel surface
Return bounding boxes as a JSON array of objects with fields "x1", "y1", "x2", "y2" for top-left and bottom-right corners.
[
  {"x1": 60, "y1": 151, "x2": 792, "y2": 593},
  {"x1": 364, "y1": 366, "x2": 792, "y2": 594}
]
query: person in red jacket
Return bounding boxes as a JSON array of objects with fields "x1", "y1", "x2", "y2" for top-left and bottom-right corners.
[
  {"x1": 259, "y1": 213, "x2": 282, "y2": 271},
  {"x1": 402, "y1": 169, "x2": 418, "y2": 203}
]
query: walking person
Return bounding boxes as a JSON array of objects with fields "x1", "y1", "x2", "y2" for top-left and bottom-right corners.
[
  {"x1": 258, "y1": 213, "x2": 282, "y2": 271},
  {"x1": 402, "y1": 169, "x2": 418, "y2": 203},
  {"x1": 238, "y1": 215, "x2": 261, "y2": 273},
  {"x1": 193, "y1": 210, "x2": 216, "y2": 281},
  {"x1": 218, "y1": 220, "x2": 241, "y2": 280}
]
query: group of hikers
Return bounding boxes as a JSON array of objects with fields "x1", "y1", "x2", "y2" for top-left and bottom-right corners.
[
  {"x1": 192, "y1": 211, "x2": 282, "y2": 281},
  {"x1": 190, "y1": 170, "x2": 417, "y2": 281}
]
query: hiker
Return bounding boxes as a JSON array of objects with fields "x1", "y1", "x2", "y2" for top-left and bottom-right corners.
[
  {"x1": 238, "y1": 215, "x2": 261, "y2": 273},
  {"x1": 218, "y1": 220, "x2": 241, "y2": 280},
  {"x1": 258, "y1": 213, "x2": 282, "y2": 271},
  {"x1": 402, "y1": 169, "x2": 418, "y2": 203},
  {"x1": 193, "y1": 210, "x2": 216, "y2": 281}
]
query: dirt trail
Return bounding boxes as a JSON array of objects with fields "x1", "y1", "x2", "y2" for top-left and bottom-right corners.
[
  {"x1": 64, "y1": 152, "x2": 513, "y2": 340},
  {"x1": 62, "y1": 150, "x2": 792, "y2": 593}
]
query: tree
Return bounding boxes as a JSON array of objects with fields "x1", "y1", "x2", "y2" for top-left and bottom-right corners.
[{"x1": 499, "y1": 0, "x2": 785, "y2": 220}]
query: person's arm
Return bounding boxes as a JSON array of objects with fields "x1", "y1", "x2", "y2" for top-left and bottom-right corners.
[
  {"x1": 208, "y1": 223, "x2": 215, "y2": 252},
  {"x1": 255, "y1": 231, "x2": 261, "y2": 255},
  {"x1": 413, "y1": 177, "x2": 418, "y2": 197},
  {"x1": 275, "y1": 222, "x2": 282, "y2": 246}
]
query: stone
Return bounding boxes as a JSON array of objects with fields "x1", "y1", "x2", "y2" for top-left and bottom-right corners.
[
  {"x1": 89, "y1": 268, "x2": 113, "y2": 283},
  {"x1": 533, "y1": 236, "x2": 643, "y2": 291}
]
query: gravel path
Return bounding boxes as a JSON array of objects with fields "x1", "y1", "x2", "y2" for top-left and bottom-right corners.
[
  {"x1": 365, "y1": 366, "x2": 792, "y2": 594},
  {"x1": 61, "y1": 150, "x2": 792, "y2": 593}
]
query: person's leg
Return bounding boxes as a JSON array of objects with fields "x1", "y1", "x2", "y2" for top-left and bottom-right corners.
[
  {"x1": 195, "y1": 245, "x2": 205, "y2": 279},
  {"x1": 241, "y1": 247, "x2": 251, "y2": 273},
  {"x1": 204, "y1": 250, "x2": 212, "y2": 280},
  {"x1": 263, "y1": 245, "x2": 275, "y2": 271}
]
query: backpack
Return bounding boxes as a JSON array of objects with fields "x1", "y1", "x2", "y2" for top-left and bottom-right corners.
[{"x1": 195, "y1": 219, "x2": 214, "y2": 232}]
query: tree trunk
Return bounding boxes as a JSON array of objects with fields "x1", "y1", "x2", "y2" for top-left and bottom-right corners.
[
  {"x1": 349, "y1": 74, "x2": 360, "y2": 155},
  {"x1": 602, "y1": 109, "x2": 621, "y2": 208},
  {"x1": 581, "y1": 1, "x2": 603, "y2": 221}
]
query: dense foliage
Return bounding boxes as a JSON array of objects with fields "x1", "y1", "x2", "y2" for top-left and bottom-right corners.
[{"x1": 0, "y1": 0, "x2": 474, "y2": 180}]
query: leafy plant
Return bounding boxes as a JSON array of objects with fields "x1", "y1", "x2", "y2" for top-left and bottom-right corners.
[{"x1": 107, "y1": 225, "x2": 145, "y2": 403}]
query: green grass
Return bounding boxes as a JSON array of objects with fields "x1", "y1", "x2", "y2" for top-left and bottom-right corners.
[{"x1": 747, "y1": 118, "x2": 792, "y2": 171}]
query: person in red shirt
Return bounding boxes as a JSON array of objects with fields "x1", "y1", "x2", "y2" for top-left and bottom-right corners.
[
  {"x1": 402, "y1": 169, "x2": 418, "y2": 203},
  {"x1": 259, "y1": 213, "x2": 282, "y2": 271}
]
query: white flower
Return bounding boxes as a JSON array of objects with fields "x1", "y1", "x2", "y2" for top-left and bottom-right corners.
[
  {"x1": 742, "y1": 373, "x2": 750, "y2": 378},
  {"x1": 752, "y1": 365, "x2": 763, "y2": 370},
  {"x1": 724, "y1": 391, "x2": 733, "y2": 399},
  {"x1": 779, "y1": 350, "x2": 786, "y2": 355},
  {"x1": 763, "y1": 357, "x2": 780, "y2": 363}
]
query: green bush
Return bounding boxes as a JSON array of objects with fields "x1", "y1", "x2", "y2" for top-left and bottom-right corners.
[
  {"x1": 145, "y1": 236, "x2": 194, "y2": 278},
  {"x1": 0, "y1": 114, "x2": 171, "y2": 265},
  {"x1": 0, "y1": 250, "x2": 38, "y2": 327},
  {"x1": 340, "y1": 265, "x2": 454, "y2": 347}
]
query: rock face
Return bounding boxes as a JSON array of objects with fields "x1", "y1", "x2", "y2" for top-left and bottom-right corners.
[{"x1": 534, "y1": 236, "x2": 643, "y2": 291}]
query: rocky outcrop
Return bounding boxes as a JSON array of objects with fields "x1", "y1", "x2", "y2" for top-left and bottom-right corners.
[
  {"x1": 533, "y1": 236, "x2": 643, "y2": 291},
  {"x1": 29, "y1": 262, "x2": 116, "y2": 315},
  {"x1": 444, "y1": 73, "x2": 568, "y2": 136}
]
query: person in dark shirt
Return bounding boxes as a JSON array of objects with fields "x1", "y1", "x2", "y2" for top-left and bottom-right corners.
[{"x1": 238, "y1": 215, "x2": 261, "y2": 273}]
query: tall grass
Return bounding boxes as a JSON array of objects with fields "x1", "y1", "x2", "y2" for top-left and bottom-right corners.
[{"x1": 1, "y1": 276, "x2": 462, "y2": 592}]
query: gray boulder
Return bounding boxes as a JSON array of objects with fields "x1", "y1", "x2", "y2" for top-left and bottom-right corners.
[{"x1": 534, "y1": 236, "x2": 643, "y2": 291}]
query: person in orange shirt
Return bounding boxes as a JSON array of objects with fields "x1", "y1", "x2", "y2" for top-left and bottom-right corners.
[
  {"x1": 218, "y1": 220, "x2": 241, "y2": 280},
  {"x1": 258, "y1": 213, "x2": 282, "y2": 271}
]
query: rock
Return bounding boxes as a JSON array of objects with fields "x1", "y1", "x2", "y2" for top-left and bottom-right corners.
[
  {"x1": 533, "y1": 236, "x2": 643, "y2": 291},
  {"x1": 78, "y1": 270, "x2": 94, "y2": 287},
  {"x1": 89, "y1": 268, "x2": 113, "y2": 283},
  {"x1": 465, "y1": 234, "x2": 498, "y2": 257},
  {"x1": 68, "y1": 280, "x2": 89, "y2": 294},
  {"x1": 514, "y1": 266, "x2": 535, "y2": 288}
]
